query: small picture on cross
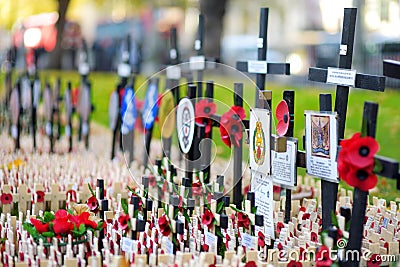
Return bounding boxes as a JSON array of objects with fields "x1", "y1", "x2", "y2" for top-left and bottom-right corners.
[{"x1": 311, "y1": 115, "x2": 330, "y2": 159}]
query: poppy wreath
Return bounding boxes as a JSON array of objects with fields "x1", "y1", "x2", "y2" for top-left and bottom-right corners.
[
  {"x1": 337, "y1": 132, "x2": 379, "y2": 191},
  {"x1": 22, "y1": 203, "x2": 103, "y2": 246},
  {"x1": 219, "y1": 106, "x2": 246, "y2": 148},
  {"x1": 195, "y1": 99, "x2": 217, "y2": 135}
]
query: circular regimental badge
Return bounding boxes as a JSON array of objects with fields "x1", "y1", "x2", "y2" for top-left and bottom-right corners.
[{"x1": 176, "y1": 98, "x2": 195, "y2": 154}]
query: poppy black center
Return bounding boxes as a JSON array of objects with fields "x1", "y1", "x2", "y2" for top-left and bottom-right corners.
[
  {"x1": 231, "y1": 125, "x2": 239, "y2": 133},
  {"x1": 359, "y1": 146, "x2": 369, "y2": 157},
  {"x1": 356, "y1": 169, "x2": 368, "y2": 181},
  {"x1": 283, "y1": 114, "x2": 288, "y2": 123},
  {"x1": 204, "y1": 107, "x2": 211, "y2": 114},
  {"x1": 232, "y1": 114, "x2": 239, "y2": 121}
]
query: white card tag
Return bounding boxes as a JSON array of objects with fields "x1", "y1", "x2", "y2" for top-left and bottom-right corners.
[
  {"x1": 118, "y1": 63, "x2": 131, "y2": 78},
  {"x1": 11, "y1": 125, "x2": 18, "y2": 139},
  {"x1": 248, "y1": 60, "x2": 267, "y2": 74},
  {"x1": 257, "y1": 38, "x2": 264, "y2": 48},
  {"x1": 241, "y1": 233, "x2": 257, "y2": 249},
  {"x1": 79, "y1": 63, "x2": 90, "y2": 75},
  {"x1": 326, "y1": 67, "x2": 356, "y2": 87},
  {"x1": 82, "y1": 122, "x2": 89, "y2": 135},
  {"x1": 46, "y1": 122, "x2": 52, "y2": 136},
  {"x1": 205, "y1": 231, "x2": 217, "y2": 247},
  {"x1": 65, "y1": 125, "x2": 71, "y2": 137},
  {"x1": 339, "y1": 45, "x2": 347, "y2": 56},
  {"x1": 121, "y1": 237, "x2": 134, "y2": 253},
  {"x1": 190, "y1": 56, "x2": 206, "y2": 70},
  {"x1": 166, "y1": 65, "x2": 181, "y2": 80}
]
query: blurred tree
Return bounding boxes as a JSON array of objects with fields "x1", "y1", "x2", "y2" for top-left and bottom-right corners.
[
  {"x1": 200, "y1": 0, "x2": 228, "y2": 60},
  {"x1": 48, "y1": 0, "x2": 70, "y2": 69}
]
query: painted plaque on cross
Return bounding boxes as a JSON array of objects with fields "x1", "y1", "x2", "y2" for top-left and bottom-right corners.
[
  {"x1": 249, "y1": 108, "x2": 271, "y2": 175},
  {"x1": 142, "y1": 82, "x2": 158, "y2": 130},
  {"x1": 272, "y1": 137, "x2": 297, "y2": 189},
  {"x1": 251, "y1": 171, "x2": 274, "y2": 238},
  {"x1": 305, "y1": 111, "x2": 339, "y2": 182},
  {"x1": 120, "y1": 86, "x2": 137, "y2": 135},
  {"x1": 177, "y1": 98, "x2": 195, "y2": 154}
]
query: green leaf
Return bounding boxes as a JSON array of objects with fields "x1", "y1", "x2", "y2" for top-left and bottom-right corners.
[
  {"x1": 121, "y1": 198, "x2": 129, "y2": 215},
  {"x1": 217, "y1": 201, "x2": 224, "y2": 213},
  {"x1": 373, "y1": 158, "x2": 383, "y2": 173},
  {"x1": 229, "y1": 205, "x2": 242, "y2": 213},
  {"x1": 67, "y1": 209, "x2": 74, "y2": 215},
  {"x1": 134, "y1": 209, "x2": 139, "y2": 219},
  {"x1": 331, "y1": 211, "x2": 339, "y2": 228},
  {"x1": 251, "y1": 206, "x2": 257, "y2": 214},
  {"x1": 88, "y1": 183, "x2": 95, "y2": 197},
  {"x1": 42, "y1": 231, "x2": 55, "y2": 238},
  {"x1": 345, "y1": 220, "x2": 351, "y2": 232},
  {"x1": 126, "y1": 186, "x2": 135, "y2": 194},
  {"x1": 96, "y1": 221, "x2": 104, "y2": 231},
  {"x1": 43, "y1": 211, "x2": 55, "y2": 223},
  {"x1": 183, "y1": 210, "x2": 191, "y2": 224},
  {"x1": 23, "y1": 223, "x2": 39, "y2": 239}
]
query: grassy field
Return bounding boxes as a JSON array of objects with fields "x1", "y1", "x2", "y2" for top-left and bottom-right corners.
[{"x1": 1, "y1": 70, "x2": 399, "y2": 200}]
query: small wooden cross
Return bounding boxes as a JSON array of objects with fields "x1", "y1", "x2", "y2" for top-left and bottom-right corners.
[
  {"x1": 45, "y1": 184, "x2": 63, "y2": 211},
  {"x1": 16, "y1": 184, "x2": 31, "y2": 214}
]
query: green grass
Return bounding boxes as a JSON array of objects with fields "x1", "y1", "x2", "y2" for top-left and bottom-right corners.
[{"x1": 1, "y1": 70, "x2": 399, "y2": 200}]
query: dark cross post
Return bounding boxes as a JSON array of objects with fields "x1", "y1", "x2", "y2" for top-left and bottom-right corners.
[
  {"x1": 201, "y1": 81, "x2": 214, "y2": 182},
  {"x1": 308, "y1": 8, "x2": 386, "y2": 230},
  {"x1": 162, "y1": 27, "x2": 181, "y2": 159},
  {"x1": 233, "y1": 83, "x2": 244, "y2": 207},
  {"x1": 4, "y1": 48, "x2": 14, "y2": 109},
  {"x1": 43, "y1": 83, "x2": 54, "y2": 153},
  {"x1": 319, "y1": 94, "x2": 335, "y2": 231},
  {"x1": 236, "y1": 8, "x2": 290, "y2": 108},
  {"x1": 110, "y1": 83, "x2": 123, "y2": 160},
  {"x1": 344, "y1": 102, "x2": 377, "y2": 267},
  {"x1": 383, "y1": 59, "x2": 400, "y2": 79},
  {"x1": 30, "y1": 73, "x2": 40, "y2": 151},
  {"x1": 78, "y1": 39, "x2": 91, "y2": 142},
  {"x1": 53, "y1": 78, "x2": 61, "y2": 141},
  {"x1": 143, "y1": 78, "x2": 160, "y2": 168},
  {"x1": 283, "y1": 90, "x2": 295, "y2": 223},
  {"x1": 193, "y1": 14, "x2": 204, "y2": 98},
  {"x1": 64, "y1": 81, "x2": 73, "y2": 152},
  {"x1": 121, "y1": 78, "x2": 136, "y2": 164}
]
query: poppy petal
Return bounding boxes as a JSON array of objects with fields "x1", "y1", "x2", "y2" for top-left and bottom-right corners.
[{"x1": 276, "y1": 120, "x2": 289, "y2": 137}]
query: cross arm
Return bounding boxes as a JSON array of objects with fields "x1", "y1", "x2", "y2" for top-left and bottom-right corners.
[
  {"x1": 236, "y1": 61, "x2": 290, "y2": 75},
  {"x1": 383, "y1": 59, "x2": 400, "y2": 79},
  {"x1": 308, "y1": 67, "x2": 385, "y2": 91}
]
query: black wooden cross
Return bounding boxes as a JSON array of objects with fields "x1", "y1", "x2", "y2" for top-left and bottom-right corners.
[
  {"x1": 162, "y1": 27, "x2": 182, "y2": 159},
  {"x1": 64, "y1": 81, "x2": 73, "y2": 152},
  {"x1": 383, "y1": 59, "x2": 400, "y2": 79},
  {"x1": 30, "y1": 73, "x2": 40, "y2": 151},
  {"x1": 43, "y1": 82, "x2": 54, "y2": 153},
  {"x1": 341, "y1": 102, "x2": 400, "y2": 267},
  {"x1": 236, "y1": 8, "x2": 290, "y2": 108},
  {"x1": 307, "y1": 8, "x2": 386, "y2": 230}
]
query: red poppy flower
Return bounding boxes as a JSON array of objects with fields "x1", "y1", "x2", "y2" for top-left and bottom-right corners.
[
  {"x1": 202, "y1": 209, "x2": 214, "y2": 228},
  {"x1": 244, "y1": 261, "x2": 257, "y2": 267},
  {"x1": 195, "y1": 99, "x2": 216, "y2": 134},
  {"x1": 277, "y1": 243, "x2": 283, "y2": 250},
  {"x1": 237, "y1": 212, "x2": 250, "y2": 229},
  {"x1": 30, "y1": 218, "x2": 49, "y2": 234},
  {"x1": 340, "y1": 133, "x2": 379, "y2": 168},
  {"x1": 302, "y1": 213, "x2": 311, "y2": 220},
  {"x1": 87, "y1": 196, "x2": 98, "y2": 212},
  {"x1": 219, "y1": 106, "x2": 246, "y2": 148},
  {"x1": 70, "y1": 212, "x2": 98, "y2": 229},
  {"x1": 192, "y1": 182, "x2": 202, "y2": 196},
  {"x1": 53, "y1": 218, "x2": 74, "y2": 236},
  {"x1": 35, "y1": 191, "x2": 45, "y2": 203},
  {"x1": 287, "y1": 260, "x2": 303, "y2": 267},
  {"x1": 258, "y1": 231, "x2": 265, "y2": 247},
  {"x1": 225, "y1": 234, "x2": 231, "y2": 247},
  {"x1": 118, "y1": 213, "x2": 130, "y2": 230},
  {"x1": 316, "y1": 246, "x2": 332, "y2": 267},
  {"x1": 276, "y1": 222, "x2": 285, "y2": 234},
  {"x1": 66, "y1": 190, "x2": 77, "y2": 202},
  {"x1": 311, "y1": 232, "x2": 318, "y2": 243},
  {"x1": 275, "y1": 100, "x2": 290, "y2": 136},
  {"x1": 158, "y1": 215, "x2": 171, "y2": 236},
  {"x1": 202, "y1": 243, "x2": 209, "y2": 252},
  {"x1": 338, "y1": 162, "x2": 377, "y2": 191},
  {"x1": 55, "y1": 210, "x2": 68, "y2": 220},
  {"x1": 1, "y1": 193, "x2": 13, "y2": 204},
  {"x1": 243, "y1": 184, "x2": 250, "y2": 195},
  {"x1": 367, "y1": 254, "x2": 382, "y2": 267}
]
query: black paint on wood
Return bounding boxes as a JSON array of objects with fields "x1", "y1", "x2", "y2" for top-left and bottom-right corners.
[
  {"x1": 233, "y1": 83, "x2": 244, "y2": 207},
  {"x1": 319, "y1": 94, "x2": 338, "y2": 231},
  {"x1": 383, "y1": 59, "x2": 400, "y2": 79}
]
